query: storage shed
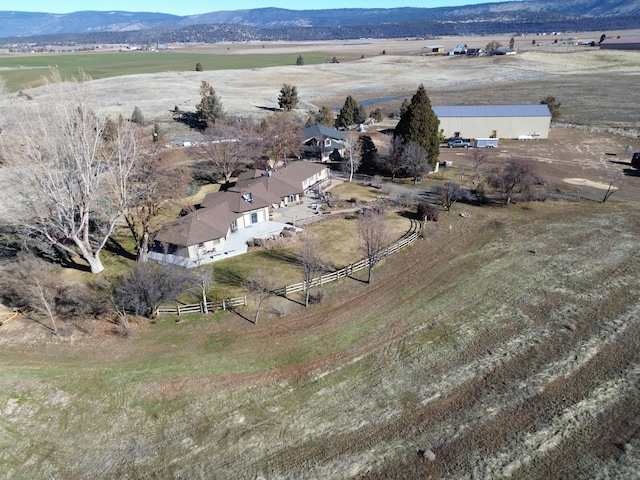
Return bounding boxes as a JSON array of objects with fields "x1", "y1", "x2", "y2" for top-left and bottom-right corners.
[
  {"x1": 433, "y1": 104, "x2": 552, "y2": 140},
  {"x1": 422, "y1": 45, "x2": 445, "y2": 54}
]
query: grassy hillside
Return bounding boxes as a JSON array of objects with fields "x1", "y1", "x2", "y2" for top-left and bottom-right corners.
[{"x1": 1, "y1": 199, "x2": 640, "y2": 478}]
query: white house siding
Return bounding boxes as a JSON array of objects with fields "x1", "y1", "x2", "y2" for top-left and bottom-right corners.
[
  {"x1": 240, "y1": 206, "x2": 269, "y2": 229},
  {"x1": 302, "y1": 169, "x2": 329, "y2": 191},
  {"x1": 187, "y1": 237, "x2": 226, "y2": 261}
]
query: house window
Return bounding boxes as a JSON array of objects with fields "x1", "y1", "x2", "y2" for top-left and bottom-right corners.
[
  {"x1": 250, "y1": 212, "x2": 258, "y2": 224},
  {"x1": 230, "y1": 219, "x2": 238, "y2": 233},
  {"x1": 197, "y1": 243, "x2": 205, "y2": 249},
  {"x1": 324, "y1": 138, "x2": 331, "y2": 147},
  {"x1": 213, "y1": 238, "x2": 221, "y2": 245}
]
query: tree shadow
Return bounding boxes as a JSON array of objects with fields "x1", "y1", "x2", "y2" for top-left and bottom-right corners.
[
  {"x1": 259, "y1": 249, "x2": 299, "y2": 266},
  {"x1": 214, "y1": 264, "x2": 246, "y2": 288},
  {"x1": 105, "y1": 237, "x2": 137, "y2": 261},
  {"x1": 228, "y1": 307, "x2": 255, "y2": 324},
  {"x1": 44, "y1": 246, "x2": 91, "y2": 272},
  {"x1": 255, "y1": 106, "x2": 280, "y2": 112},
  {"x1": 22, "y1": 312, "x2": 57, "y2": 335},
  {"x1": 622, "y1": 168, "x2": 640, "y2": 177},
  {"x1": 348, "y1": 274, "x2": 370, "y2": 284},
  {"x1": 608, "y1": 159, "x2": 632, "y2": 166},
  {"x1": 172, "y1": 110, "x2": 207, "y2": 131}
]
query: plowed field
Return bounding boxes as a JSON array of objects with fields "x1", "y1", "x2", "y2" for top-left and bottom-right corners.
[{"x1": 2, "y1": 201, "x2": 640, "y2": 479}]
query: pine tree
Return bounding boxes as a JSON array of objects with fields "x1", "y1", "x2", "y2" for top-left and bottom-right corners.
[
  {"x1": 130, "y1": 105, "x2": 145, "y2": 125},
  {"x1": 278, "y1": 83, "x2": 299, "y2": 111},
  {"x1": 358, "y1": 135, "x2": 378, "y2": 174},
  {"x1": 335, "y1": 95, "x2": 364, "y2": 129},
  {"x1": 541, "y1": 96, "x2": 561, "y2": 121},
  {"x1": 306, "y1": 105, "x2": 334, "y2": 128},
  {"x1": 393, "y1": 84, "x2": 440, "y2": 167},
  {"x1": 196, "y1": 81, "x2": 225, "y2": 127}
]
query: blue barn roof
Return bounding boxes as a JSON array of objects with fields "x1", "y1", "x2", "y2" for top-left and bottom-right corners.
[{"x1": 433, "y1": 105, "x2": 551, "y2": 118}]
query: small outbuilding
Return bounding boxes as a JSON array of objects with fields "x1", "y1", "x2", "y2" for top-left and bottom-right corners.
[
  {"x1": 433, "y1": 104, "x2": 551, "y2": 140},
  {"x1": 423, "y1": 45, "x2": 445, "y2": 54}
]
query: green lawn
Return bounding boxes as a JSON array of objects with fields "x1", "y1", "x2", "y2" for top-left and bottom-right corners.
[{"x1": 0, "y1": 51, "x2": 332, "y2": 92}]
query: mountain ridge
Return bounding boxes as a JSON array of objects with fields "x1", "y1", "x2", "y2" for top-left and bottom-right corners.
[{"x1": 1, "y1": 1, "x2": 639, "y2": 43}]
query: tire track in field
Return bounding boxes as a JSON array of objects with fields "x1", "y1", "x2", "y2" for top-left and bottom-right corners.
[{"x1": 242, "y1": 216, "x2": 640, "y2": 478}]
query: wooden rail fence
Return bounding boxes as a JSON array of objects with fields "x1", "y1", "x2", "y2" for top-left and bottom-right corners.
[
  {"x1": 158, "y1": 220, "x2": 421, "y2": 316},
  {"x1": 156, "y1": 296, "x2": 246, "y2": 316}
]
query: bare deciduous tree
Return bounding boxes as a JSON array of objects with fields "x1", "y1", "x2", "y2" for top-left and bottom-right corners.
[
  {"x1": 342, "y1": 133, "x2": 361, "y2": 182},
  {"x1": 486, "y1": 158, "x2": 538, "y2": 205},
  {"x1": 357, "y1": 208, "x2": 392, "y2": 284},
  {"x1": 436, "y1": 180, "x2": 462, "y2": 211},
  {"x1": 298, "y1": 231, "x2": 324, "y2": 307},
  {"x1": 401, "y1": 140, "x2": 431, "y2": 184},
  {"x1": 385, "y1": 135, "x2": 405, "y2": 181},
  {"x1": 242, "y1": 266, "x2": 276, "y2": 323},
  {"x1": 601, "y1": 170, "x2": 626, "y2": 203},
  {"x1": 123, "y1": 148, "x2": 191, "y2": 262},
  {"x1": 0, "y1": 75, "x2": 142, "y2": 273},
  {"x1": 193, "y1": 263, "x2": 214, "y2": 314},
  {"x1": 469, "y1": 149, "x2": 489, "y2": 185},
  {"x1": 258, "y1": 112, "x2": 303, "y2": 166},
  {"x1": 1, "y1": 253, "x2": 60, "y2": 334},
  {"x1": 115, "y1": 262, "x2": 196, "y2": 320},
  {"x1": 198, "y1": 123, "x2": 250, "y2": 184}
]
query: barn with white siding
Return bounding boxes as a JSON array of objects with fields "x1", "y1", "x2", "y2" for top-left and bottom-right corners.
[{"x1": 433, "y1": 104, "x2": 552, "y2": 140}]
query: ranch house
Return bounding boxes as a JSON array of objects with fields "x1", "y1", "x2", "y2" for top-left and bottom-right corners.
[{"x1": 149, "y1": 161, "x2": 330, "y2": 267}]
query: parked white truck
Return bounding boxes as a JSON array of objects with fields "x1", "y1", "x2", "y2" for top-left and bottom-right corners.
[{"x1": 473, "y1": 138, "x2": 499, "y2": 148}]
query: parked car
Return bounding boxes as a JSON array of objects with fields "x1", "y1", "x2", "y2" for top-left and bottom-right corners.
[{"x1": 447, "y1": 139, "x2": 471, "y2": 148}]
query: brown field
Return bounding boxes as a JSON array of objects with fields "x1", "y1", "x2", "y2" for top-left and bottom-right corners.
[{"x1": 1, "y1": 33, "x2": 640, "y2": 479}]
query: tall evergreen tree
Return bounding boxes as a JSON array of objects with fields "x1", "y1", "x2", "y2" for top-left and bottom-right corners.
[
  {"x1": 335, "y1": 95, "x2": 364, "y2": 129},
  {"x1": 393, "y1": 84, "x2": 440, "y2": 167},
  {"x1": 314, "y1": 105, "x2": 334, "y2": 127},
  {"x1": 358, "y1": 135, "x2": 378, "y2": 174},
  {"x1": 196, "y1": 81, "x2": 225, "y2": 127},
  {"x1": 130, "y1": 105, "x2": 145, "y2": 125},
  {"x1": 278, "y1": 83, "x2": 299, "y2": 111}
]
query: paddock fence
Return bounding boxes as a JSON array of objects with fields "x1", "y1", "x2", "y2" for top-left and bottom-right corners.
[{"x1": 158, "y1": 219, "x2": 422, "y2": 316}]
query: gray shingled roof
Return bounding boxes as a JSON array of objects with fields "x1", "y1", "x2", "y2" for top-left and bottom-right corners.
[
  {"x1": 303, "y1": 124, "x2": 346, "y2": 140},
  {"x1": 433, "y1": 104, "x2": 551, "y2": 118}
]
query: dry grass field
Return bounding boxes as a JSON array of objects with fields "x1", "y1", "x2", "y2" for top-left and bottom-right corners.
[{"x1": 1, "y1": 32, "x2": 640, "y2": 479}]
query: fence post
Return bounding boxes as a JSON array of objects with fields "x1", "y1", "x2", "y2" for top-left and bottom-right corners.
[
  {"x1": 177, "y1": 305, "x2": 181, "y2": 315},
  {"x1": 222, "y1": 299, "x2": 226, "y2": 311}
]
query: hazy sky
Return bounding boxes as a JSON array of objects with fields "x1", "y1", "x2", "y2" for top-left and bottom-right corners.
[{"x1": 6, "y1": 1, "x2": 506, "y2": 16}]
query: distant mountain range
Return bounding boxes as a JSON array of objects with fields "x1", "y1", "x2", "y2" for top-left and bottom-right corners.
[{"x1": 1, "y1": 0, "x2": 639, "y2": 44}]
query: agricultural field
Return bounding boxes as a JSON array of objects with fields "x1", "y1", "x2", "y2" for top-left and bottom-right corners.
[
  {"x1": 1, "y1": 32, "x2": 640, "y2": 479},
  {"x1": 0, "y1": 50, "x2": 331, "y2": 92}
]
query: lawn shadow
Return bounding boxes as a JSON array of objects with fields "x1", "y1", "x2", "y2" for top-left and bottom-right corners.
[
  {"x1": 259, "y1": 249, "x2": 300, "y2": 266},
  {"x1": 105, "y1": 237, "x2": 137, "y2": 261},
  {"x1": 214, "y1": 264, "x2": 245, "y2": 288}
]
